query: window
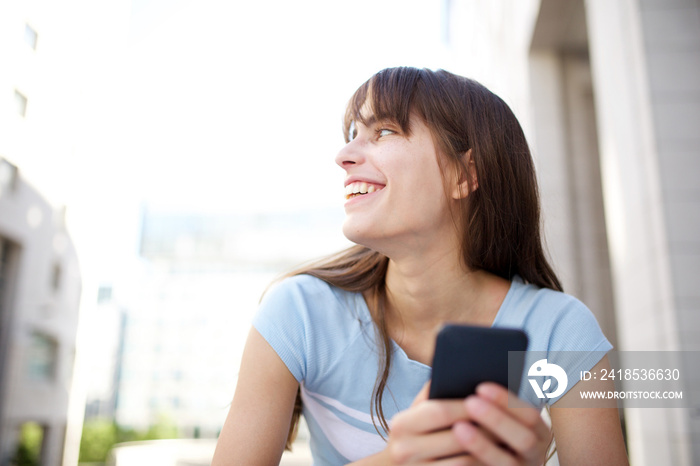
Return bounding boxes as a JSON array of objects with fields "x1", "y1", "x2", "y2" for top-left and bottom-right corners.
[
  {"x1": 11, "y1": 422, "x2": 45, "y2": 465},
  {"x1": 14, "y1": 90, "x2": 28, "y2": 117},
  {"x1": 0, "y1": 238, "x2": 13, "y2": 337},
  {"x1": 24, "y1": 24, "x2": 38, "y2": 50},
  {"x1": 51, "y1": 263, "x2": 61, "y2": 292},
  {"x1": 0, "y1": 238, "x2": 9, "y2": 300},
  {"x1": 97, "y1": 285, "x2": 112, "y2": 303},
  {"x1": 0, "y1": 158, "x2": 18, "y2": 193},
  {"x1": 26, "y1": 332, "x2": 58, "y2": 381}
]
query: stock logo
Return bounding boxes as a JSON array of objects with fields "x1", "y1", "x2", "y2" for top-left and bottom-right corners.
[{"x1": 528, "y1": 359, "x2": 568, "y2": 399}]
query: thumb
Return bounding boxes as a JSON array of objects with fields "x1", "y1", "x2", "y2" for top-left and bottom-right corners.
[{"x1": 411, "y1": 381, "x2": 431, "y2": 407}]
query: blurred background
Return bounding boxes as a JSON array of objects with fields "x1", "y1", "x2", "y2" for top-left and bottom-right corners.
[{"x1": 0, "y1": 0, "x2": 698, "y2": 465}]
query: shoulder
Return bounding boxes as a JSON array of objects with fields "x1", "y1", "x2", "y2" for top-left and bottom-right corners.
[
  {"x1": 260, "y1": 274, "x2": 330, "y2": 304},
  {"x1": 503, "y1": 276, "x2": 584, "y2": 318},
  {"x1": 253, "y1": 274, "x2": 371, "y2": 385},
  {"x1": 498, "y1": 277, "x2": 612, "y2": 353},
  {"x1": 259, "y1": 274, "x2": 364, "y2": 321},
  {"x1": 500, "y1": 278, "x2": 613, "y2": 406},
  {"x1": 264, "y1": 273, "x2": 338, "y2": 300}
]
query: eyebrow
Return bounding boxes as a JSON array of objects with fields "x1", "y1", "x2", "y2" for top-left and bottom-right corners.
[
  {"x1": 356, "y1": 112, "x2": 391, "y2": 128},
  {"x1": 352, "y1": 110, "x2": 401, "y2": 131},
  {"x1": 361, "y1": 114, "x2": 377, "y2": 127}
]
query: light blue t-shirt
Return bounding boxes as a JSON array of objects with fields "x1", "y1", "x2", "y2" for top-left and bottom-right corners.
[{"x1": 253, "y1": 274, "x2": 612, "y2": 465}]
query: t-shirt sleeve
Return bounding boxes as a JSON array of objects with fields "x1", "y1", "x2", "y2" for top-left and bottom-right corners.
[
  {"x1": 251, "y1": 277, "x2": 311, "y2": 383},
  {"x1": 514, "y1": 286, "x2": 614, "y2": 407},
  {"x1": 550, "y1": 302, "x2": 612, "y2": 389},
  {"x1": 526, "y1": 297, "x2": 613, "y2": 407}
]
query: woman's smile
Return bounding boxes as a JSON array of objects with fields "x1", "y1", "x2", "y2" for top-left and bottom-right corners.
[{"x1": 344, "y1": 181, "x2": 385, "y2": 200}]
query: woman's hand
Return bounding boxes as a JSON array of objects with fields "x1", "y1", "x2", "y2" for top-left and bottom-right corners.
[
  {"x1": 452, "y1": 383, "x2": 551, "y2": 466},
  {"x1": 384, "y1": 383, "x2": 477, "y2": 464},
  {"x1": 376, "y1": 383, "x2": 550, "y2": 465}
]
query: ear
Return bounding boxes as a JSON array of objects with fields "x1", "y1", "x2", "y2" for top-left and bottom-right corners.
[{"x1": 451, "y1": 149, "x2": 478, "y2": 200}]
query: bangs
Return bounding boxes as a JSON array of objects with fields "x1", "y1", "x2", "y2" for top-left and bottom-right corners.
[{"x1": 343, "y1": 67, "x2": 423, "y2": 142}]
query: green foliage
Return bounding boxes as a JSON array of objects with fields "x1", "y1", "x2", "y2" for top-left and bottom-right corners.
[
  {"x1": 143, "y1": 416, "x2": 179, "y2": 441},
  {"x1": 79, "y1": 417, "x2": 180, "y2": 463},
  {"x1": 79, "y1": 420, "x2": 117, "y2": 463},
  {"x1": 11, "y1": 422, "x2": 43, "y2": 466}
]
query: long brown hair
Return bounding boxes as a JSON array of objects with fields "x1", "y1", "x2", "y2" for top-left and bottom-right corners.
[{"x1": 283, "y1": 67, "x2": 562, "y2": 449}]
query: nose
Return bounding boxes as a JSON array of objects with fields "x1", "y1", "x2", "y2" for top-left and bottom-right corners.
[{"x1": 335, "y1": 139, "x2": 365, "y2": 170}]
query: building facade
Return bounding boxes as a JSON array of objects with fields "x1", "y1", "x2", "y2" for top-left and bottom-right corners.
[
  {"x1": 0, "y1": 1, "x2": 118, "y2": 464},
  {"x1": 446, "y1": 0, "x2": 699, "y2": 463},
  {"x1": 0, "y1": 158, "x2": 81, "y2": 466}
]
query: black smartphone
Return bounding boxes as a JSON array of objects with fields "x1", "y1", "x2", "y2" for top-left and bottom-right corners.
[{"x1": 428, "y1": 324, "x2": 529, "y2": 399}]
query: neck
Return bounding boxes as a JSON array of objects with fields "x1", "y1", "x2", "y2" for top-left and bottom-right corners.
[
  {"x1": 383, "y1": 249, "x2": 500, "y2": 333},
  {"x1": 372, "y1": 250, "x2": 509, "y2": 365},
  {"x1": 359, "y1": 226, "x2": 510, "y2": 338}
]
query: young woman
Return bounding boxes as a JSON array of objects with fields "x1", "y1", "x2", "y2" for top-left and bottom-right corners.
[{"x1": 212, "y1": 67, "x2": 628, "y2": 465}]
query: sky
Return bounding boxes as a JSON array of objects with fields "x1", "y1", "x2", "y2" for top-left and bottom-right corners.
[
  {"x1": 59, "y1": 0, "x2": 463, "y2": 283},
  {"x1": 122, "y1": 0, "x2": 453, "y2": 214}
]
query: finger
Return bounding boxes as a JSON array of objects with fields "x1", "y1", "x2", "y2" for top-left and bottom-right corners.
[
  {"x1": 464, "y1": 396, "x2": 540, "y2": 459},
  {"x1": 411, "y1": 381, "x2": 431, "y2": 408},
  {"x1": 453, "y1": 421, "x2": 519, "y2": 466},
  {"x1": 403, "y1": 456, "x2": 485, "y2": 466},
  {"x1": 391, "y1": 399, "x2": 469, "y2": 436},
  {"x1": 476, "y1": 383, "x2": 550, "y2": 441},
  {"x1": 388, "y1": 428, "x2": 466, "y2": 464},
  {"x1": 432, "y1": 455, "x2": 486, "y2": 466}
]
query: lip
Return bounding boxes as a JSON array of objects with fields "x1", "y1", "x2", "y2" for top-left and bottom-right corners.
[
  {"x1": 343, "y1": 176, "x2": 386, "y2": 188},
  {"x1": 344, "y1": 187, "x2": 383, "y2": 207},
  {"x1": 342, "y1": 175, "x2": 386, "y2": 207}
]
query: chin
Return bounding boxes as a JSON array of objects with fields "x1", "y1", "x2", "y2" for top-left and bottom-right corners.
[
  {"x1": 342, "y1": 222, "x2": 365, "y2": 246},
  {"x1": 342, "y1": 222, "x2": 391, "y2": 256}
]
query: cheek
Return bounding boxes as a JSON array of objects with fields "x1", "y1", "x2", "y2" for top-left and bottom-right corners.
[
  {"x1": 414, "y1": 175, "x2": 454, "y2": 225},
  {"x1": 402, "y1": 159, "x2": 449, "y2": 205}
]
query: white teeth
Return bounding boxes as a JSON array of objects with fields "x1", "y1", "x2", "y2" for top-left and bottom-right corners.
[{"x1": 345, "y1": 181, "x2": 383, "y2": 198}]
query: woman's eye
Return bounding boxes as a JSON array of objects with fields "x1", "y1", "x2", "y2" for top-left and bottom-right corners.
[
  {"x1": 348, "y1": 121, "x2": 357, "y2": 142},
  {"x1": 378, "y1": 129, "x2": 394, "y2": 137}
]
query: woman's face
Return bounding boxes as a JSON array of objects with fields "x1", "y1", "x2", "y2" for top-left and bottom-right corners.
[{"x1": 335, "y1": 109, "x2": 458, "y2": 256}]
